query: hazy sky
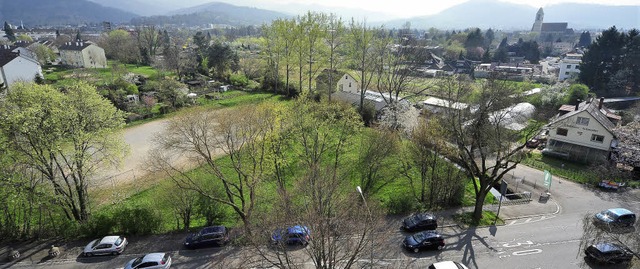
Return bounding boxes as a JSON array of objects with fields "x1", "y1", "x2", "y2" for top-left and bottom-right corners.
[{"x1": 216, "y1": 0, "x2": 640, "y2": 18}]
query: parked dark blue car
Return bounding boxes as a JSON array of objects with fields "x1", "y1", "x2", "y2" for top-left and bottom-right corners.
[
  {"x1": 271, "y1": 225, "x2": 311, "y2": 246},
  {"x1": 184, "y1": 226, "x2": 229, "y2": 249}
]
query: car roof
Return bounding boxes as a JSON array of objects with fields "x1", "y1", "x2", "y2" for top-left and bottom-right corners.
[
  {"x1": 202, "y1": 226, "x2": 226, "y2": 234},
  {"x1": 607, "y1": 208, "x2": 634, "y2": 216},
  {"x1": 431, "y1": 261, "x2": 468, "y2": 269},
  {"x1": 287, "y1": 225, "x2": 308, "y2": 234},
  {"x1": 416, "y1": 213, "x2": 435, "y2": 220},
  {"x1": 99, "y1": 236, "x2": 121, "y2": 244},
  {"x1": 417, "y1": 230, "x2": 441, "y2": 238},
  {"x1": 593, "y1": 243, "x2": 624, "y2": 253},
  {"x1": 141, "y1": 253, "x2": 166, "y2": 263}
]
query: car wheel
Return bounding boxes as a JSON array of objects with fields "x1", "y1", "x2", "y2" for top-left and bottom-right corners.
[{"x1": 413, "y1": 248, "x2": 419, "y2": 253}]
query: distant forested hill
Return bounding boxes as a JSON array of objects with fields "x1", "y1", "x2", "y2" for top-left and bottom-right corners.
[
  {"x1": 131, "y1": 2, "x2": 289, "y2": 26},
  {"x1": 0, "y1": 0, "x2": 137, "y2": 26}
]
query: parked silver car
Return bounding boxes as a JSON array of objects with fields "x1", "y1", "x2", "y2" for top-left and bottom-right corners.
[
  {"x1": 82, "y1": 235, "x2": 128, "y2": 257},
  {"x1": 125, "y1": 253, "x2": 172, "y2": 269}
]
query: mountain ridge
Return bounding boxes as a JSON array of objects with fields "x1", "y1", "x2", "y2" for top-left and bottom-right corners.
[{"x1": 0, "y1": 0, "x2": 138, "y2": 26}]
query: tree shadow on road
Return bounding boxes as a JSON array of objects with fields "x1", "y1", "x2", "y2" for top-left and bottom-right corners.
[{"x1": 442, "y1": 226, "x2": 495, "y2": 269}]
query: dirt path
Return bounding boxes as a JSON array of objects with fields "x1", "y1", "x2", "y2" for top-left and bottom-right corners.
[{"x1": 92, "y1": 119, "x2": 170, "y2": 188}]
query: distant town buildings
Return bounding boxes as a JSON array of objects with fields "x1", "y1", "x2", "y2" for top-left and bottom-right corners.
[
  {"x1": 531, "y1": 8, "x2": 573, "y2": 36},
  {"x1": 59, "y1": 41, "x2": 107, "y2": 68},
  {"x1": 558, "y1": 53, "x2": 583, "y2": 81}
]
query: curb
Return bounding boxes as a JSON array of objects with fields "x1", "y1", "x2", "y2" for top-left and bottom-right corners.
[{"x1": 501, "y1": 198, "x2": 562, "y2": 221}]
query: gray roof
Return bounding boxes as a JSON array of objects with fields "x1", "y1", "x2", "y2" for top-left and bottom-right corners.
[
  {"x1": 59, "y1": 41, "x2": 92, "y2": 51},
  {"x1": 331, "y1": 91, "x2": 387, "y2": 111},
  {"x1": 0, "y1": 51, "x2": 19, "y2": 67},
  {"x1": 541, "y1": 23, "x2": 568, "y2": 32},
  {"x1": 548, "y1": 100, "x2": 616, "y2": 134}
]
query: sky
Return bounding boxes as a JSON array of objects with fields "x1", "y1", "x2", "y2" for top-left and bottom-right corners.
[{"x1": 223, "y1": 0, "x2": 640, "y2": 18}]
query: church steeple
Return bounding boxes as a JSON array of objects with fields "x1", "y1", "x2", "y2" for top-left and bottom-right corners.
[{"x1": 531, "y1": 7, "x2": 544, "y2": 33}]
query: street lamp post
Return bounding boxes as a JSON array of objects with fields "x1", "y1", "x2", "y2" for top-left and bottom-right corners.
[{"x1": 356, "y1": 186, "x2": 374, "y2": 269}]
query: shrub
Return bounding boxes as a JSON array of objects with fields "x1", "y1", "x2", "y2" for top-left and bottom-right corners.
[
  {"x1": 229, "y1": 73, "x2": 249, "y2": 87},
  {"x1": 385, "y1": 192, "x2": 416, "y2": 215},
  {"x1": 81, "y1": 212, "x2": 117, "y2": 237},
  {"x1": 115, "y1": 206, "x2": 163, "y2": 235}
]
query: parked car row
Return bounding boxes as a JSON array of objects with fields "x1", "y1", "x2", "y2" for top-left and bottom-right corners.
[
  {"x1": 586, "y1": 208, "x2": 637, "y2": 264},
  {"x1": 82, "y1": 235, "x2": 171, "y2": 269},
  {"x1": 81, "y1": 224, "x2": 313, "y2": 268},
  {"x1": 401, "y1": 213, "x2": 469, "y2": 268}
]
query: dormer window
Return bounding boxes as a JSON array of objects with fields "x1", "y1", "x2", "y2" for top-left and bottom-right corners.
[{"x1": 576, "y1": 117, "x2": 590, "y2": 126}]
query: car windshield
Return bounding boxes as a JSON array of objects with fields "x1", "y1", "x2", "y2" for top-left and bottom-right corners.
[
  {"x1": 91, "y1": 240, "x2": 100, "y2": 248},
  {"x1": 131, "y1": 256, "x2": 144, "y2": 267},
  {"x1": 115, "y1": 237, "x2": 123, "y2": 246}
]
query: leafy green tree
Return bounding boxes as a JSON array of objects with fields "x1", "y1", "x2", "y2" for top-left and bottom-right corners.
[
  {"x1": 0, "y1": 82, "x2": 127, "y2": 222},
  {"x1": 3, "y1": 21, "x2": 16, "y2": 42},
  {"x1": 565, "y1": 83, "x2": 590, "y2": 104},
  {"x1": 31, "y1": 43, "x2": 56, "y2": 65},
  {"x1": 99, "y1": 29, "x2": 140, "y2": 64},
  {"x1": 464, "y1": 28, "x2": 484, "y2": 49},
  {"x1": 579, "y1": 26, "x2": 626, "y2": 95},
  {"x1": 577, "y1": 31, "x2": 592, "y2": 48},
  {"x1": 206, "y1": 41, "x2": 239, "y2": 78}
]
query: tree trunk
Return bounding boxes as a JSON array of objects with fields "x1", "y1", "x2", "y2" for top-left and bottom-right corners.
[{"x1": 473, "y1": 189, "x2": 489, "y2": 222}]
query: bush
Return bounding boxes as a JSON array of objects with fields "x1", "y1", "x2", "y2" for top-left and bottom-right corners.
[
  {"x1": 385, "y1": 192, "x2": 416, "y2": 215},
  {"x1": 115, "y1": 206, "x2": 163, "y2": 235},
  {"x1": 229, "y1": 73, "x2": 249, "y2": 87},
  {"x1": 81, "y1": 212, "x2": 117, "y2": 237}
]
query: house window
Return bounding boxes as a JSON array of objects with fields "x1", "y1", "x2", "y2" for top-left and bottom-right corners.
[
  {"x1": 576, "y1": 117, "x2": 590, "y2": 126},
  {"x1": 565, "y1": 72, "x2": 570, "y2": 75},
  {"x1": 591, "y1": 134, "x2": 604, "y2": 143},
  {"x1": 349, "y1": 82, "x2": 351, "y2": 87},
  {"x1": 556, "y1": 128, "x2": 568, "y2": 136},
  {"x1": 575, "y1": 65, "x2": 579, "y2": 69},
  {"x1": 566, "y1": 65, "x2": 571, "y2": 69}
]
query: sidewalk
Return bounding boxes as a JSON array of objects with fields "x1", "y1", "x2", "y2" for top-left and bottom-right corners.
[{"x1": 432, "y1": 167, "x2": 561, "y2": 227}]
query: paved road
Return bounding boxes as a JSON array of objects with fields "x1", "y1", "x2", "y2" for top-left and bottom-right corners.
[{"x1": 8, "y1": 162, "x2": 639, "y2": 269}]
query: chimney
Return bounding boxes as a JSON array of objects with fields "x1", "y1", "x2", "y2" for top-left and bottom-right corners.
[
  {"x1": 599, "y1": 97, "x2": 604, "y2": 110},
  {"x1": 575, "y1": 99, "x2": 580, "y2": 111},
  {"x1": 587, "y1": 93, "x2": 593, "y2": 103},
  {"x1": 76, "y1": 42, "x2": 79, "y2": 46}
]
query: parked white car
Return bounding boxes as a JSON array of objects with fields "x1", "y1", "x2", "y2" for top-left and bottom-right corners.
[
  {"x1": 124, "y1": 253, "x2": 172, "y2": 269},
  {"x1": 82, "y1": 235, "x2": 128, "y2": 257},
  {"x1": 429, "y1": 261, "x2": 469, "y2": 269}
]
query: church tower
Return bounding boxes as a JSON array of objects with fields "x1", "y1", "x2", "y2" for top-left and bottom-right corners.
[{"x1": 531, "y1": 7, "x2": 544, "y2": 33}]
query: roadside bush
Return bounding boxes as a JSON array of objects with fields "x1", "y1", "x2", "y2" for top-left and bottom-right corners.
[
  {"x1": 385, "y1": 192, "x2": 416, "y2": 215},
  {"x1": 115, "y1": 206, "x2": 163, "y2": 235},
  {"x1": 81, "y1": 212, "x2": 117, "y2": 237}
]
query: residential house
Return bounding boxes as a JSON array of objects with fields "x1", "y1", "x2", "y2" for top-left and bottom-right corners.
[
  {"x1": 319, "y1": 70, "x2": 390, "y2": 112},
  {"x1": 59, "y1": 41, "x2": 107, "y2": 68},
  {"x1": 0, "y1": 49, "x2": 43, "y2": 92},
  {"x1": 544, "y1": 97, "x2": 621, "y2": 163},
  {"x1": 558, "y1": 53, "x2": 582, "y2": 81}
]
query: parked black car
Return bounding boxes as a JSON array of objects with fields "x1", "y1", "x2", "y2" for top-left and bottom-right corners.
[
  {"x1": 584, "y1": 243, "x2": 633, "y2": 264},
  {"x1": 402, "y1": 213, "x2": 437, "y2": 232},
  {"x1": 184, "y1": 226, "x2": 229, "y2": 249},
  {"x1": 402, "y1": 231, "x2": 445, "y2": 253}
]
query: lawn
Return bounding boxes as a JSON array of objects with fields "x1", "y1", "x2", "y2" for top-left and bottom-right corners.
[
  {"x1": 43, "y1": 61, "x2": 170, "y2": 86},
  {"x1": 521, "y1": 151, "x2": 594, "y2": 184},
  {"x1": 453, "y1": 211, "x2": 504, "y2": 227}
]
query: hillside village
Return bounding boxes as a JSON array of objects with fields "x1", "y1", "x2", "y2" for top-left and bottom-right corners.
[{"x1": 0, "y1": 1, "x2": 640, "y2": 269}]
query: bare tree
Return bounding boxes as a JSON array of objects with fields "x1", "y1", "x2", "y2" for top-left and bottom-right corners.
[
  {"x1": 149, "y1": 105, "x2": 273, "y2": 231},
  {"x1": 437, "y1": 76, "x2": 540, "y2": 222}
]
